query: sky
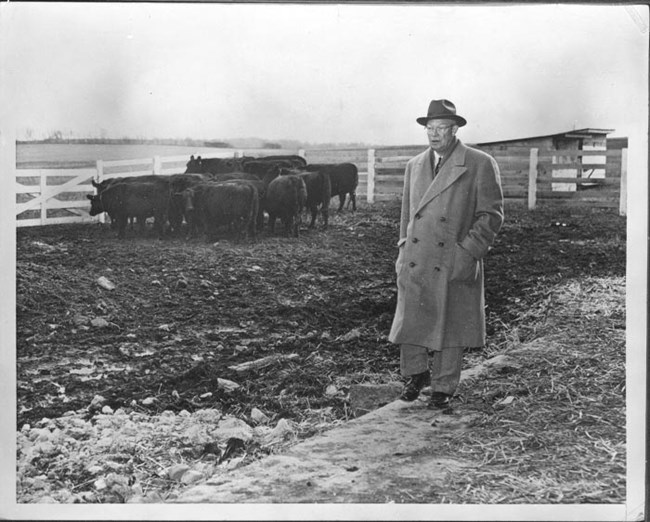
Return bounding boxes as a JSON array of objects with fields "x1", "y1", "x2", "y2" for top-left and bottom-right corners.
[{"x1": 0, "y1": 2, "x2": 648, "y2": 146}]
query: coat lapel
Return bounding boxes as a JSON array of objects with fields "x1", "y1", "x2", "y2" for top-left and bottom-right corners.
[
  {"x1": 411, "y1": 149, "x2": 435, "y2": 205},
  {"x1": 415, "y1": 141, "x2": 468, "y2": 213}
]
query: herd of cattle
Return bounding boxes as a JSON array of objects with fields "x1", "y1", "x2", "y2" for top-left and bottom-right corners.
[{"x1": 86, "y1": 155, "x2": 359, "y2": 240}]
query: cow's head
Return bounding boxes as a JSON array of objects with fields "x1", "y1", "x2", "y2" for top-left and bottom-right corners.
[
  {"x1": 91, "y1": 179, "x2": 112, "y2": 193},
  {"x1": 176, "y1": 188, "x2": 196, "y2": 213},
  {"x1": 185, "y1": 155, "x2": 203, "y2": 174},
  {"x1": 86, "y1": 194, "x2": 104, "y2": 216}
]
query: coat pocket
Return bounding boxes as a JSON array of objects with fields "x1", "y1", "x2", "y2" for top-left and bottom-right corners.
[{"x1": 450, "y1": 243, "x2": 479, "y2": 282}]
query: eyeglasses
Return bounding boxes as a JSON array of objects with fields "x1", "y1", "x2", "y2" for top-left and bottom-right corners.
[{"x1": 425, "y1": 124, "x2": 454, "y2": 134}]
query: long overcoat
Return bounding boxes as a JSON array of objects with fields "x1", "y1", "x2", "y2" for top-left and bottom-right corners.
[{"x1": 388, "y1": 139, "x2": 504, "y2": 351}]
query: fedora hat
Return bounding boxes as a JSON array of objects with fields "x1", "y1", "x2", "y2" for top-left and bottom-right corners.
[{"x1": 416, "y1": 99, "x2": 467, "y2": 127}]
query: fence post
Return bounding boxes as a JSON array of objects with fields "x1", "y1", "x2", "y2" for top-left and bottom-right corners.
[
  {"x1": 367, "y1": 148, "x2": 376, "y2": 204},
  {"x1": 4, "y1": 129, "x2": 16, "y2": 230},
  {"x1": 153, "y1": 156, "x2": 162, "y2": 175},
  {"x1": 95, "y1": 160, "x2": 105, "y2": 223},
  {"x1": 528, "y1": 148, "x2": 538, "y2": 210},
  {"x1": 39, "y1": 169, "x2": 47, "y2": 225},
  {"x1": 96, "y1": 159, "x2": 103, "y2": 182},
  {"x1": 619, "y1": 148, "x2": 628, "y2": 216}
]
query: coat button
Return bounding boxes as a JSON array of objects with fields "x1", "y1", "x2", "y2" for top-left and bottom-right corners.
[
  {"x1": 412, "y1": 238, "x2": 419, "y2": 243},
  {"x1": 415, "y1": 213, "x2": 421, "y2": 219},
  {"x1": 440, "y1": 216, "x2": 447, "y2": 222},
  {"x1": 409, "y1": 262, "x2": 416, "y2": 267},
  {"x1": 434, "y1": 266, "x2": 441, "y2": 272},
  {"x1": 438, "y1": 241, "x2": 444, "y2": 247}
]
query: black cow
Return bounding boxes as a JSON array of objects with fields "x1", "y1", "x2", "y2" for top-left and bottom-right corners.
[
  {"x1": 209, "y1": 171, "x2": 262, "y2": 182},
  {"x1": 241, "y1": 155, "x2": 307, "y2": 168},
  {"x1": 177, "y1": 182, "x2": 259, "y2": 241},
  {"x1": 241, "y1": 160, "x2": 289, "y2": 179},
  {"x1": 90, "y1": 175, "x2": 170, "y2": 231},
  {"x1": 91, "y1": 174, "x2": 167, "y2": 194},
  {"x1": 305, "y1": 163, "x2": 359, "y2": 211},
  {"x1": 214, "y1": 175, "x2": 274, "y2": 232},
  {"x1": 265, "y1": 175, "x2": 308, "y2": 237},
  {"x1": 87, "y1": 181, "x2": 170, "y2": 239},
  {"x1": 280, "y1": 168, "x2": 331, "y2": 229},
  {"x1": 168, "y1": 173, "x2": 209, "y2": 234},
  {"x1": 185, "y1": 155, "x2": 243, "y2": 175}
]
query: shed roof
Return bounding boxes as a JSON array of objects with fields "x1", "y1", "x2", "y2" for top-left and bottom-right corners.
[{"x1": 476, "y1": 128, "x2": 615, "y2": 146}]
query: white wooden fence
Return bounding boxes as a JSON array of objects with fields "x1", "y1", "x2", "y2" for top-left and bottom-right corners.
[
  {"x1": 525, "y1": 147, "x2": 627, "y2": 214},
  {"x1": 15, "y1": 147, "x2": 417, "y2": 228},
  {"x1": 16, "y1": 151, "x2": 241, "y2": 227},
  {"x1": 16, "y1": 168, "x2": 97, "y2": 227},
  {"x1": 15, "y1": 144, "x2": 627, "y2": 228}
]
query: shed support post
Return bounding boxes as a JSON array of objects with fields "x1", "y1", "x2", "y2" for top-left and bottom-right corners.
[
  {"x1": 528, "y1": 148, "x2": 538, "y2": 210},
  {"x1": 153, "y1": 156, "x2": 162, "y2": 175},
  {"x1": 619, "y1": 148, "x2": 628, "y2": 216},
  {"x1": 367, "y1": 148, "x2": 376, "y2": 204}
]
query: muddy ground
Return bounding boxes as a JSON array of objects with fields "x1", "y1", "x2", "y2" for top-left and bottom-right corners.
[
  {"x1": 15, "y1": 200, "x2": 626, "y2": 502},
  {"x1": 16, "y1": 200, "x2": 626, "y2": 428}
]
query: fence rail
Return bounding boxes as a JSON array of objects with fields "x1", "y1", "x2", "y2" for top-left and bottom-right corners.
[{"x1": 15, "y1": 143, "x2": 627, "y2": 227}]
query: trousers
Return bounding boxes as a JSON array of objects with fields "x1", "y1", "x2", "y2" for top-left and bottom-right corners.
[{"x1": 400, "y1": 344, "x2": 464, "y2": 395}]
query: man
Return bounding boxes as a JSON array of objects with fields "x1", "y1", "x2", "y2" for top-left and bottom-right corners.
[{"x1": 388, "y1": 99, "x2": 504, "y2": 410}]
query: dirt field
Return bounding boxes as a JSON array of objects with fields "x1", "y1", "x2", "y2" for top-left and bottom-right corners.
[{"x1": 15, "y1": 200, "x2": 626, "y2": 503}]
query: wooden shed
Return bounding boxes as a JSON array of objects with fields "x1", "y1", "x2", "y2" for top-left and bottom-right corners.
[{"x1": 475, "y1": 128, "x2": 615, "y2": 192}]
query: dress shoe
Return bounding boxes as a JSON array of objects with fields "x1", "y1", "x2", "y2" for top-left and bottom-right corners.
[
  {"x1": 399, "y1": 370, "x2": 430, "y2": 401},
  {"x1": 429, "y1": 391, "x2": 452, "y2": 409}
]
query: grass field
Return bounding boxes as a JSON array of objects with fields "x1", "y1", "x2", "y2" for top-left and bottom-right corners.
[{"x1": 16, "y1": 143, "x2": 263, "y2": 169}]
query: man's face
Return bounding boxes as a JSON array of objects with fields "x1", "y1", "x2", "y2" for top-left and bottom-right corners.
[{"x1": 425, "y1": 119, "x2": 457, "y2": 154}]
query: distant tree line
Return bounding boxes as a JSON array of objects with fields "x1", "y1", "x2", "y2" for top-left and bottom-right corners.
[
  {"x1": 17, "y1": 137, "x2": 236, "y2": 148},
  {"x1": 17, "y1": 130, "x2": 374, "y2": 150}
]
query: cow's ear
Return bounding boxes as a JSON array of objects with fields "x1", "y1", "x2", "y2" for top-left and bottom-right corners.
[
  {"x1": 86, "y1": 194, "x2": 93, "y2": 200},
  {"x1": 91, "y1": 179, "x2": 99, "y2": 187}
]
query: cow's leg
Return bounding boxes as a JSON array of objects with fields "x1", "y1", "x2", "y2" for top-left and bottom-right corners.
[
  {"x1": 209, "y1": 221, "x2": 218, "y2": 242},
  {"x1": 256, "y1": 205, "x2": 265, "y2": 231},
  {"x1": 308, "y1": 206, "x2": 317, "y2": 228},
  {"x1": 168, "y1": 205, "x2": 182, "y2": 236},
  {"x1": 249, "y1": 198, "x2": 259, "y2": 239},
  {"x1": 154, "y1": 212, "x2": 165, "y2": 240},
  {"x1": 282, "y1": 215, "x2": 294, "y2": 237},
  {"x1": 350, "y1": 192, "x2": 356, "y2": 211},
  {"x1": 186, "y1": 213, "x2": 196, "y2": 239},
  {"x1": 338, "y1": 194, "x2": 345, "y2": 212},
  {"x1": 116, "y1": 216, "x2": 128, "y2": 239},
  {"x1": 237, "y1": 217, "x2": 246, "y2": 242},
  {"x1": 321, "y1": 206, "x2": 328, "y2": 229},
  {"x1": 248, "y1": 214, "x2": 256, "y2": 240},
  {"x1": 136, "y1": 215, "x2": 147, "y2": 234}
]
